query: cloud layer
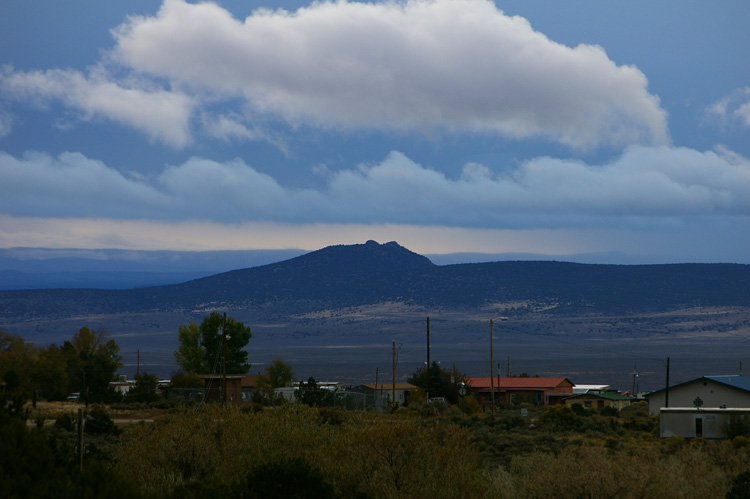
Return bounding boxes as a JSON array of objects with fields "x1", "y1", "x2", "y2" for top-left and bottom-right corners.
[
  {"x1": 0, "y1": 66, "x2": 193, "y2": 148},
  {"x1": 1, "y1": 0, "x2": 668, "y2": 149},
  {"x1": 2, "y1": 146, "x2": 748, "y2": 229}
]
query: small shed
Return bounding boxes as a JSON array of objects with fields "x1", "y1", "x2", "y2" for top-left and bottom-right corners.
[{"x1": 201, "y1": 375, "x2": 244, "y2": 406}]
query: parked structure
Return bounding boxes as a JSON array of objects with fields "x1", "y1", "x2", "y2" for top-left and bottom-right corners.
[
  {"x1": 646, "y1": 375, "x2": 750, "y2": 416},
  {"x1": 467, "y1": 377, "x2": 574, "y2": 406}
]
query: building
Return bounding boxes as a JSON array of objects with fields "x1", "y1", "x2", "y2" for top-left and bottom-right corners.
[
  {"x1": 572, "y1": 384, "x2": 610, "y2": 394},
  {"x1": 646, "y1": 375, "x2": 750, "y2": 416},
  {"x1": 660, "y1": 407, "x2": 750, "y2": 440},
  {"x1": 110, "y1": 374, "x2": 136, "y2": 395},
  {"x1": 270, "y1": 380, "x2": 343, "y2": 404},
  {"x1": 564, "y1": 391, "x2": 632, "y2": 411},
  {"x1": 201, "y1": 375, "x2": 244, "y2": 406},
  {"x1": 240, "y1": 373, "x2": 265, "y2": 401},
  {"x1": 350, "y1": 382, "x2": 417, "y2": 408},
  {"x1": 467, "y1": 377, "x2": 575, "y2": 406}
]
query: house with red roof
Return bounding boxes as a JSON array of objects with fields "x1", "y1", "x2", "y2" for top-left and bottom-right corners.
[{"x1": 467, "y1": 377, "x2": 574, "y2": 407}]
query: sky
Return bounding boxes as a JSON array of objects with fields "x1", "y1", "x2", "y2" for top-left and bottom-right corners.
[{"x1": 1, "y1": 0, "x2": 750, "y2": 264}]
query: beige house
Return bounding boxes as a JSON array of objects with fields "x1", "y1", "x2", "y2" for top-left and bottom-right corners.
[
  {"x1": 646, "y1": 375, "x2": 750, "y2": 416},
  {"x1": 564, "y1": 391, "x2": 632, "y2": 411}
]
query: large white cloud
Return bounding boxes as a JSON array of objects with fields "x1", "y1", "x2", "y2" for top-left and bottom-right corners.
[
  {"x1": 2, "y1": 146, "x2": 748, "y2": 228},
  {"x1": 109, "y1": 0, "x2": 669, "y2": 149},
  {"x1": 0, "y1": 66, "x2": 194, "y2": 148}
]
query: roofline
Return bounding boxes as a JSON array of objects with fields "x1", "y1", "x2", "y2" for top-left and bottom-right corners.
[
  {"x1": 646, "y1": 375, "x2": 750, "y2": 397},
  {"x1": 564, "y1": 392, "x2": 631, "y2": 401},
  {"x1": 466, "y1": 376, "x2": 574, "y2": 389}
]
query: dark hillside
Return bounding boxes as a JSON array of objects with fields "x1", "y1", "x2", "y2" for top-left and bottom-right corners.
[{"x1": 1, "y1": 241, "x2": 749, "y2": 324}]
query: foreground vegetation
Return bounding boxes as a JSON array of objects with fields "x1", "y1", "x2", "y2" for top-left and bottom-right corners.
[
  {"x1": 5, "y1": 394, "x2": 750, "y2": 498},
  {"x1": 4, "y1": 326, "x2": 750, "y2": 497}
]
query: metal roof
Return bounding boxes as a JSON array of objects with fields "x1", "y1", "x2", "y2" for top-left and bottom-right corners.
[
  {"x1": 705, "y1": 375, "x2": 750, "y2": 392},
  {"x1": 646, "y1": 375, "x2": 750, "y2": 396},
  {"x1": 467, "y1": 377, "x2": 572, "y2": 390},
  {"x1": 566, "y1": 391, "x2": 631, "y2": 401}
]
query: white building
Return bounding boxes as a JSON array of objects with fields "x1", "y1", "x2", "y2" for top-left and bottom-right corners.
[{"x1": 646, "y1": 375, "x2": 750, "y2": 416}]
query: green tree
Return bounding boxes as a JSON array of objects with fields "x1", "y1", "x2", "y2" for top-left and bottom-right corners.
[
  {"x1": 174, "y1": 312, "x2": 252, "y2": 374},
  {"x1": 260, "y1": 358, "x2": 294, "y2": 389},
  {"x1": 125, "y1": 372, "x2": 160, "y2": 404},
  {"x1": 61, "y1": 327, "x2": 122, "y2": 403},
  {"x1": 407, "y1": 362, "x2": 468, "y2": 404},
  {"x1": 295, "y1": 377, "x2": 334, "y2": 407},
  {"x1": 0, "y1": 331, "x2": 38, "y2": 398},
  {"x1": 198, "y1": 313, "x2": 251, "y2": 374},
  {"x1": 255, "y1": 358, "x2": 295, "y2": 405},
  {"x1": 174, "y1": 322, "x2": 202, "y2": 374},
  {"x1": 175, "y1": 313, "x2": 252, "y2": 374},
  {"x1": 34, "y1": 345, "x2": 69, "y2": 401}
]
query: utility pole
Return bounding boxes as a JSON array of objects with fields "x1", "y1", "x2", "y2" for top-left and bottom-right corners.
[
  {"x1": 497, "y1": 363, "x2": 501, "y2": 401},
  {"x1": 76, "y1": 408, "x2": 84, "y2": 470},
  {"x1": 490, "y1": 317, "x2": 508, "y2": 416},
  {"x1": 221, "y1": 312, "x2": 228, "y2": 407},
  {"x1": 665, "y1": 357, "x2": 670, "y2": 408},
  {"x1": 137, "y1": 348, "x2": 140, "y2": 378},
  {"x1": 507, "y1": 355, "x2": 510, "y2": 378},
  {"x1": 426, "y1": 317, "x2": 430, "y2": 401},
  {"x1": 632, "y1": 362, "x2": 637, "y2": 397},
  {"x1": 490, "y1": 319, "x2": 495, "y2": 416},
  {"x1": 392, "y1": 340, "x2": 396, "y2": 409}
]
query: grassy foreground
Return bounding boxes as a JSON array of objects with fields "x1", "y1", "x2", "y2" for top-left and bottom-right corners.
[{"x1": 5, "y1": 399, "x2": 750, "y2": 498}]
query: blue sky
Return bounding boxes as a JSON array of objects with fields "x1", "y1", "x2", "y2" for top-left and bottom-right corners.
[{"x1": 1, "y1": 0, "x2": 750, "y2": 263}]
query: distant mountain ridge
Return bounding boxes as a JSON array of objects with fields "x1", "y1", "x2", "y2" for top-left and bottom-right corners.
[{"x1": 1, "y1": 240, "x2": 749, "y2": 326}]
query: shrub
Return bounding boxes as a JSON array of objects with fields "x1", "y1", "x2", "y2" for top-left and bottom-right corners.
[
  {"x1": 85, "y1": 405, "x2": 119, "y2": 436},
  {"x1": 724, "y1": 413, "x2": 750, "y2": 440},
  {"x1": 54, "y1": 412, "x2": 75, "y2": 431},
  {"x1": 727, "y1": 470, "x2": 750, "y2": 499},
  {"x1": 539, "y1": 405, "x2": 580, "y2": 431},
  {"x1": 235, "y1": 457, "x2": 338, "y2": 499},
  {"x1": 600, "y1": 405, "x2": 620, "y2": 417},
  {"x1": 459, "y1": 395, "x2": 482, "y2": 415}
]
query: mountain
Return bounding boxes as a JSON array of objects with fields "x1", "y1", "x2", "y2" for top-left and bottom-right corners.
[
  {"x1": 4, "y1": 240, "x2": 750, "y2": 389},
  {"x1": 2, "y1": 240, "x2": 750, "y2": 325}
]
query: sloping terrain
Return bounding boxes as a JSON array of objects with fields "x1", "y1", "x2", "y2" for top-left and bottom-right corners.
[{"x1": 2, "y1": 240, "x2": 750, "y2": 325}]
